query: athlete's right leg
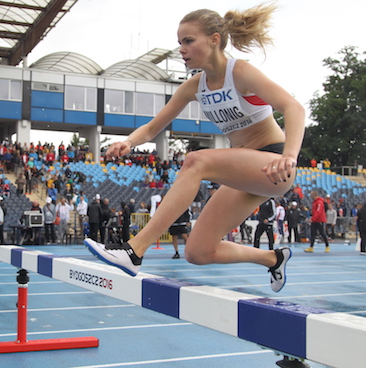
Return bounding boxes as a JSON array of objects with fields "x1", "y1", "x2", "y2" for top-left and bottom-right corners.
[{"x1": 85, "y1": 147, "x2": 293, "y2": 275}]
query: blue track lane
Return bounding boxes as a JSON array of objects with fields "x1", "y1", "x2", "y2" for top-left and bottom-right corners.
[{"x1": 0, "y1": 241, "x2": 364, "y2": 368}]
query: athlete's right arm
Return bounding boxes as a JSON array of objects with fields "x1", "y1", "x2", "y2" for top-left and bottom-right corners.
[{"x1": 105, "y1": 75, "x2": 200, "y2": 159}]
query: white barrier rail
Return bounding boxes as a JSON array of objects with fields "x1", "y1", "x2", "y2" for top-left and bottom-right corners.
[{"x1": 1, "y1": 246, "x2": 366, "y2": 367}]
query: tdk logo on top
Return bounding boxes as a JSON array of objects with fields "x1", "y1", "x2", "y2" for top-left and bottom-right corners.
[{"x1": 201, "y1": 89, "x2": 233, "y2": 105}]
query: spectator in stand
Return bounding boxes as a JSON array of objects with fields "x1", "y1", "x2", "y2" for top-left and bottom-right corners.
[
  {"x1": 24, "y1": 165, "x2": 32, "y2": 194},
  {"x1": 156, "y1": 178, "x2": 165, "y2": 189},
  {"x1": 63, "y1": 183, "x2": 74, "y2": 204},
  {"x1": 161, "y1": 170, "x2": 169, "y2": 184},
  {"x1": 60, "y1": 151, "x2": 69, "y2": 164},
  {"x1": 75, "y1": 190, "x2": 88, "y2": 205},
  {"x1": 142, "y1": 177, "x2": 150, "y2": 188},
  {"x1": 2, "y1": 182, "x2": 10, "y2": 199},
  {"x1": 15, "y1": 173, "x2": 26, "y2": 197},
  {"x1": 64, "y1": 165, "x2": 72, "y2": 180},
  {"x1": 351, "y1": 204, "x2": 358, "y2": 217},
  {"x1": 47, "y1": 183, "x2": 58, "y2": 204},
  {"x1": 149, "y1": 179, "x2": 157, "y2": 188},
  {"x1": 28, "y1": 148, "x2": 38, "y2": 162},
  {"x1": 3, "y1": 148, "x2": 12, "y2": 173},
  {"x1": 46, "y1": 150, "x2": 55, "y2": 166},
  {"x1": 310, "y1": 158, "x2": 317, "y2": 168},
  {"x1": 67, "y1": 146, "x2": 75, "y2": 163},
  {"x1": 13, "y1": 151, "x2": 23, "y2": 176},
  {"x1": 58, "y1": 142, "x2": 65, "y2": 159},
  {"x1": 136, "y1": 202, "x2": 149, "y2": 213},
  {"x1": 21, "y1": 149, "x2": 28, "y2": 166},
  {"x1": 290, "y1": 186, "x2": 301, "y2": 205},
  {"x1": 323, "y1": 158, "x2": 331, "y2": 171},
  {"x1": 31, "y1": 166, "x2": 41, "y2": 193},
  {"x1": 127, "y1": 199, "x2": 136, "y2": 214},
  {"x1": 293, "y1": 184, "x2": 304, "y2": 204},
  {"x1": 304, "y1": 190, "x2": 330, "y2": 253},
  {"x1": 43, "y1": 197, "x2": 56, "y2": 244},
  {"x1": 85, "y1": 150, "x2": 93, "y2": 162},
  {"x1": 148, "y1": 153, "x2": 155, "y2": 168},
  {"x1": 326, "y1": 202, "x2": 337, "y2": 241}
]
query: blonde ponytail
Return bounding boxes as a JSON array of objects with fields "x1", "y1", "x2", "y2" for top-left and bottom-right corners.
[
  {"x1": 180, "y1": 3, "x2": 276, "y2": 53},
  {"x1": 224, "y1": 3, "x2": 276, "y2": 53}
]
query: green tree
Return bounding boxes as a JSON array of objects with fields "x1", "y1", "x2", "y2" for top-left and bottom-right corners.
[
  {"x1": 70, "y1": 133, "x2": 88, "y2": 148},
  {"x1": 303, "y1": 46, "x2": 366, "y2": 167}
]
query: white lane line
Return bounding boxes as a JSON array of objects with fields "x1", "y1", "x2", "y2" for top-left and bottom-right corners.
[
  {"x1": 221, "y1": 279, "x2": 366, "y2": 289},
  {"x1": 0, "y1": 281, "x2": 63, "y2": 285},
  {"x1": 170, "y1": 271, "x2": 366, "y2": 280},
  {"x1": 271, "y1": 291, "x2": 366, "y2": 299},
  {"x1": 0, "y1": 304, "x2": 134, "y2": 313},
  {"x1": 0, "y1": 322, "x2": 192, "y2": 338},
  {"x1": 0, "y1": 291, "x2": 94, "y2": 297},
  {"x1": 141, "y1": 263, "x2": 366, "y2": 274},
  {"x1": 70, "y1": 350, "x2": 271, "y2": 368}
]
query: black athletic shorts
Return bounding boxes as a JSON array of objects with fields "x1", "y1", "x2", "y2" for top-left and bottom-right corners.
[
  {"x1": 169, "y1": 225, "x2": 188, "y2": 236},
  {"x1": 258, "y1": 142, "x2": 284, "y2": 154}
]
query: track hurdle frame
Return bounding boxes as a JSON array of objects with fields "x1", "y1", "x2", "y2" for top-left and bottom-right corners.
[
  {"x1": 0, "y1": 245, "x2": 366, "y2": 367},
  {"x1": 0, "y1": 267, "x2": 99, "y2": 353}
]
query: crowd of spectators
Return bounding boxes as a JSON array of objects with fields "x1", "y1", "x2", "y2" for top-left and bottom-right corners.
[
  {"x1": 0, "y1": 138, "x2": 364, "y2": 247},
  {"x1": 0, "y1": 138, "x2": 187, "y2": 244}
]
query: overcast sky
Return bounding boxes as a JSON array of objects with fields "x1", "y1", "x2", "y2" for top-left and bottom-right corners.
[{"x1": 25, "y1": 0, "x2": 366, "y2": 147}]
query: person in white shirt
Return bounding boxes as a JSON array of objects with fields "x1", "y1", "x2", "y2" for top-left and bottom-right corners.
[
  {"x1": 76, "y1": 195, "x2": 88, "y2": 235},
  {"x1": 326, "y1": 203, "x2": 337, "y2": 241},
  {"x1": 56, "y1": 197, "x2": 74, "y2": 243},
  {"x1": 276, "y1": 201, "x2": 286, "y2": 243}
]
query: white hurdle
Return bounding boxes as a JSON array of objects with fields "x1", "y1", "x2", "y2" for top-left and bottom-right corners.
[{"x1": 1, "y1": 245, "x2": 366, "y2": 368}]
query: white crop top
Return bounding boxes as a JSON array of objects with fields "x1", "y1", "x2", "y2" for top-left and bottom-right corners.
[{"x1": 195, "y1": 59, "x2": 273, "y2": 134}]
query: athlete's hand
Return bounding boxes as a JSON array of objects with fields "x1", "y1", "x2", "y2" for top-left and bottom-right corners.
[
  {"x1": 105, "y1": 141, "x2": 132, "y2": 159},
  {"x1": 262, "y1": 156, "x2": 297, "y2": 185}
]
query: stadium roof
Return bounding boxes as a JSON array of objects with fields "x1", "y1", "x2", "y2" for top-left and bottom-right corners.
[
  {"x1": 30, "y1": 51, "x2": 103, "y2": 74},
  {"x1": 29, "y1": 47, "x2": 194, "y2": 82},
  {"x1": 0, "y1": 0, "x2": 78, "y2": 66}
]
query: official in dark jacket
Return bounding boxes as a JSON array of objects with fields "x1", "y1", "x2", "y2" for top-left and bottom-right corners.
[
  {"x1": 87, "y1": 195, "x2": 103, "y2": 242},
  {"x1": 254, "y1": 198, "x2": 276, "y2": 250}
]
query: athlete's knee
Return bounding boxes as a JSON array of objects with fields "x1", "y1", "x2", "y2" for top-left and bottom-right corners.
[
  {"x1": 181, "y1": 151, "x2": 208, "y2": 173},
  {"x1": 184, "y1": 245, "x2": 211, "y2": 265}
]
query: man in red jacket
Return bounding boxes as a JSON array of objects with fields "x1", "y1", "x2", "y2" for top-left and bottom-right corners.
[{"x1": 305, "y1": 190, "x2": 330, "y2": 253}]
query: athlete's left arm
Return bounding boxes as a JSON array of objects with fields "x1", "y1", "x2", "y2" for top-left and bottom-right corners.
[{"x1": 233, "y1": 60, "x2": 305, "y2": 179}]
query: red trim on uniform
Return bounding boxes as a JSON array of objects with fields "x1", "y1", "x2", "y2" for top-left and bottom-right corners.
[{"x1": 242, "y1": 95, "x2": 268, "y2": 105}]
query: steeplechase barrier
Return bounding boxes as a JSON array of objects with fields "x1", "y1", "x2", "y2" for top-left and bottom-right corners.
[{"x1": 0, "y1": 245, "x2": 365, "y2": 367}]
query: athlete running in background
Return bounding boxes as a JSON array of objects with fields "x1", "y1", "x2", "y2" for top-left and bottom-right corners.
[{"x1": 85, "y1": 3, "x2": 305, "y2": 292}]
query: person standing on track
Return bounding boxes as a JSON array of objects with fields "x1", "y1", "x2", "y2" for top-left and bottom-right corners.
[
  {"x1": 253, "y1": 198, "x2": 276, "y2": 250},
  {"x1": 304, "y1": 190, "x2": 330, "y2": 253},
  {"x1": 85, "y1": 4, "x2": 305, "y2": 292}
]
